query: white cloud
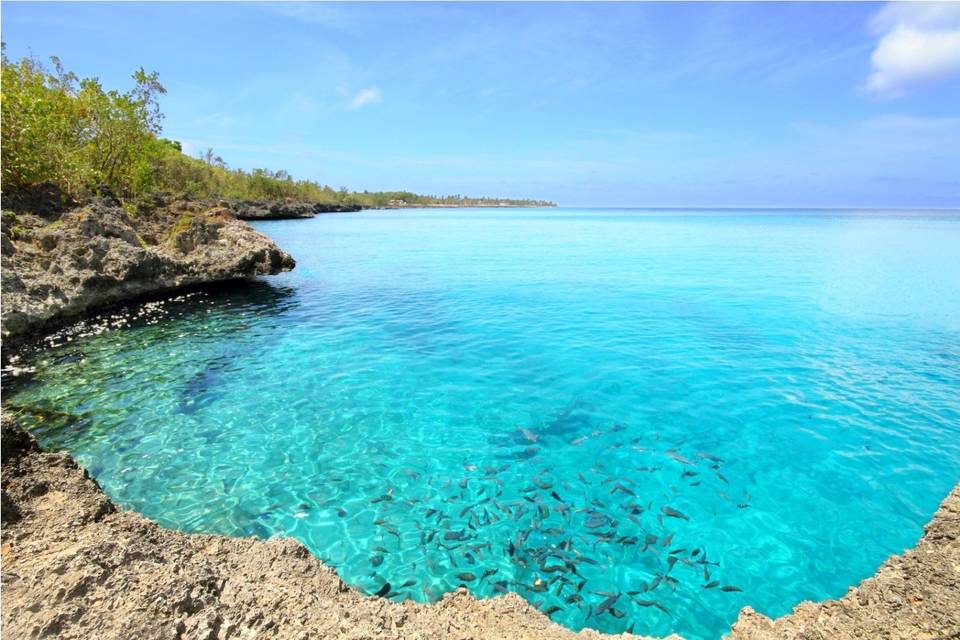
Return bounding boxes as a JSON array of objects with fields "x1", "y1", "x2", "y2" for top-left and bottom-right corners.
[
  {"x1": 865, "y1": 2, "x2": 960, "y2": 96},
  {"x1": 350, "y1": 87, "x2": 382, "y2": 109}
]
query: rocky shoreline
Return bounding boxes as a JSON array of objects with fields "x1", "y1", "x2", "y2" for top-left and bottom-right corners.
[
  {"x1": 1, "y1": 197, "x2": 958, "y2": 639},
  {"x1": 0, "y1": 417, "x2": 670, "y2": 640},
  {"x1": 1, "y1": 195, "x2": 294, "y2": 345},
  {"x1": 0, "y1": 416, "x2": 956, "y2": 640},
  {"x1": 225, "y1": 199, "x2": 363, "y2": 220}
]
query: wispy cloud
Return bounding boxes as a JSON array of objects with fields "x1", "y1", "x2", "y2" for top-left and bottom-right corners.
[
  {"x1": 350, "y1": 86, "x2": 382, "y2": 109},
  {"x1": 259, "y1": 3, "x2": 350, "y2": 29},
  {"x1": 864, "y1": 1, "x2": 960, "y2": 97}
]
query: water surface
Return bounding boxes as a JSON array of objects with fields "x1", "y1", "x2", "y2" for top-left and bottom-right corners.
[{"x1": 7, "y1": 208, "x2": 960, "y2": 640}]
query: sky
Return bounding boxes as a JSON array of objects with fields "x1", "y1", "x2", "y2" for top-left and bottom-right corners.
[{"x1": 2, "y1": 1, "x2": 959, "y2": 207}]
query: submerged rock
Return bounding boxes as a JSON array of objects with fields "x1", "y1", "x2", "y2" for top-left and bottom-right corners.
[{"x1": 1, "y1": 198, "x2": 295, "y2": 341}]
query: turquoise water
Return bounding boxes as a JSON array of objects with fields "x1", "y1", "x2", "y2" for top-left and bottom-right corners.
[{"x1": 6, "y1": 208, "x2": 960, "y2": 640}]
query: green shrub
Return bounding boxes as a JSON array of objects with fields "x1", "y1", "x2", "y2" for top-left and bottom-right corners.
[{"x1": 2, "y1": 51, "x2": 554, "y2": 209}]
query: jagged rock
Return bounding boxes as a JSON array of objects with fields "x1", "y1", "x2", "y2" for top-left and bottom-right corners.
[
  {"x1": 223, "y1": 199, "x2": 363, "y2": 220},
  {"x1": 1, "y1": 199, "x2": 295, "y2": 341}
]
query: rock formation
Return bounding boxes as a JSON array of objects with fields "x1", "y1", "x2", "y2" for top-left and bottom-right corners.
[
  {"x1": 225, "y1": 199, "x2": 362, "y2": 220},
  {"x1": 1, "y1": 198, "x2": 295, "y2": 342}
]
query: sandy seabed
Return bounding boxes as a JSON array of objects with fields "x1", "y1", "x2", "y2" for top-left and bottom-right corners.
[{"x1": 1, "y1": 416, "x2": 957, "y2": 640}]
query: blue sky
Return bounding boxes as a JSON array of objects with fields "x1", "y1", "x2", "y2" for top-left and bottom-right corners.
[{"x1": 3, "y1": 1, "x2": 959, "y2": 207}]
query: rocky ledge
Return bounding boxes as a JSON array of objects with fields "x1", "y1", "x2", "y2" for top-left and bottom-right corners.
[
  {"x1": 0, "y1": 415, "x2": 957, "y2": 640},
  {"x1": 225, "y1": 199, "x2": 363, "y2": 220},
  {"x1": 1, "y1": 197, "x2": 295, "y2": 342}
]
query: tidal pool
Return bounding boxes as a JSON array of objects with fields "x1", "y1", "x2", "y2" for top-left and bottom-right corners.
[{"x1": 6, "y1": 208, "x2": 960, "y2": 640}]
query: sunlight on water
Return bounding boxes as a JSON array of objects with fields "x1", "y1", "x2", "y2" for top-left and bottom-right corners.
[{"x1": 6, "y1": 208, "x2": 960, "y2": 640}]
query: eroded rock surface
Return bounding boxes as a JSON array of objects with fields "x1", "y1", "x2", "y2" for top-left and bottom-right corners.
[{"x1": 1, "y1": 198, "x2": 295, "y2": 340}]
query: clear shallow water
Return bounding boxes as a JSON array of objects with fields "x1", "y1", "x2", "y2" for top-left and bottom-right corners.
[{"x1": 6, "y1": 207, "x2": 960, "y2": 640}]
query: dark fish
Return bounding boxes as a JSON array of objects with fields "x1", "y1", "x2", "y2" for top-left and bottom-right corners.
[
  {"x1": 608, "y1": 608, "x2": 625, "y2": 619},
  {"x1": 401, "y1": 579, "x2": 417, "y2": 588},
  {"x1": 543, "y1": 605, "x2": 562, "y2": 616},
  {"x1": 374, "y1": 582, "x2": 391, "y2": 597},
  {"x1": 613, "y1": 483, "x2": 636, "y2": 496},
  {"x1": 661, "y1": 506, "x2": 690, "y2": 521},
  {"x1": 457, "y1": 572, "x2": 476, "y2": 582},
  {"x1": 482, "y1": 568, "x2": 499, "y2": 580},
  {"x1": 584, "y1": 513, "x2": 609, "y2": 529},
  {"x1": 550, "y1": 491, "x2": 565, "y2": 502},
  {"x1": 594, "y1": 594, "x2": 619, "y2": 616},
  {"x1": 566, "y1": 594, "x2": 583, "y2": 604},
  {"x1": 541, "y1": 564, "x2": 567, "y2": 573},
  {"x1": 337, "y1": 507, "x2": 347, "y2": 518},
  {"x1": 425, "y1": 508, "x2": 437, "y2": 518},
  {"x1": 516, "y1": 446, "x2": 540, "y2": 460},
  {"x1": 737, "y1": 503, "x2": 750, "y2": 509},
  {"x1": 635, "y1": 599, "x2": 670, "y2": 614},
  {"x1": 444, "y1": 530, "x2": 466, "y2": 541},
  {"x1": 704, "y1": 581, "x2": 719, "y2": 589},
  {"x1": 721, "y1": 585, "x2": 743, "y2": 592}
]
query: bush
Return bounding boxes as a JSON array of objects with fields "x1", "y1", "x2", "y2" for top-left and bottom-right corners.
[{"x1": 2, "y1": 51, "x2": 554, "y2": 209}]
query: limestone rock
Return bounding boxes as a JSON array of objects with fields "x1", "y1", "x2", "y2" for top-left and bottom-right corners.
[{"x1": 1, "y1": 199, "x2": 295, "y2": 340}]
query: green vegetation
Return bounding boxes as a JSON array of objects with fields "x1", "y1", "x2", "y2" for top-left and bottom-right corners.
[{"x1": 1, "y1": 51, "x2": 555, "y2": 209}]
